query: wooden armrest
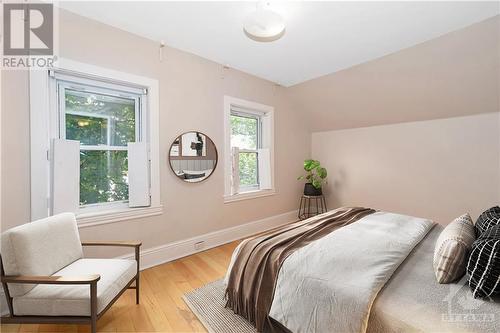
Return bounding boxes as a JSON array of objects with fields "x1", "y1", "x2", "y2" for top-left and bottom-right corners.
[
  {"x1": 81, "y1": 241, "x2": 142, "y2": 248},
  {"x1": 2, "y1": 274, "x2": 100, "y2": 285}
]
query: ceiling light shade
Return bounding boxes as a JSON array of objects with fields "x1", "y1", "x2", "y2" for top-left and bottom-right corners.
[{"x1": 243, "y1": 4, "x2": 285, "y2": 42}]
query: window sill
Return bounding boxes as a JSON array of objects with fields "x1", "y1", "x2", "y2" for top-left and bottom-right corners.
[
  {"x1": 224, "y1": 189, "x2": 276, "y2": 203},
  {"x1": 76, "y1": 205, "x2": 163, "y2": 228}
]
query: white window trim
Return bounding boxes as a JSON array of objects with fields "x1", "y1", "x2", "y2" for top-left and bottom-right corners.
[
  {"x1": 223, "y1": 96, "x2": 275, "y2": 203},
  {"x1": 30, "y1": 58, "x2": 162, "y2": 227}
]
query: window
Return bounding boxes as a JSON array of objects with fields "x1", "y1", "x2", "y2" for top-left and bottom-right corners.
[
  {"x1": 50, "y1": 73, "x2": 150, "y2": 214},
  {"x1": 30, "y1": 58, "x2": 161, "y2": 226},
  {"x1": 224, "y1": 96, "x2": 274, "y2": 202},
  {"x1": 231, "y1": 111, "x2": 261, "y2": 191},
  {"x1": 58, "y1": 81, "x2": 142, "y2": 207}
]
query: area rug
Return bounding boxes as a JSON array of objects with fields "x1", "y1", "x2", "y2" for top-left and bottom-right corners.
[{"x1": 183, "y1": 279, "x2": 257, "y2": 333}]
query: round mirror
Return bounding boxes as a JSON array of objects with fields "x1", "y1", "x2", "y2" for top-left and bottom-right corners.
[{"x1": 169, "y1": 131, "x2": 218, "y2": 183}]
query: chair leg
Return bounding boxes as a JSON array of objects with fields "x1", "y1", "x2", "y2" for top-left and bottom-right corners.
[
  {"x1": 90, "y1": 281, "x2": 98, "y2": 333},
  {"x1": 135, "y1": 245, "x2": 140, "y2": 305},
  {"x1": 91, "y1": 319, "x2": 97, "y2": 333},
  {"x1": 135, "y1": 275, "x2": 140, "y2": 304}
]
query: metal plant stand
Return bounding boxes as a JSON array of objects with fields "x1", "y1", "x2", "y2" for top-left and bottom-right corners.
[{"x1": 298, "y1": 195, "x2": 328, "y2": 220}]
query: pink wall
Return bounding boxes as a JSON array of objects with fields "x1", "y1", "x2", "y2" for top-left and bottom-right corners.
[
  {"x1": 1, "y1": 11, "x2": 498, "y2": 251},
  {"x1": 1, "y1": 10, "x2": 311, "y2": 256},
  {"x1": 288, "y1": 16, "x2": 499, "y2": 131},
  {"x1": 294, "y1": 17, "x2": 500, "y2": 224},
  {"x1": 312, "y1": 111, "x2": 499, "y2": 225}
]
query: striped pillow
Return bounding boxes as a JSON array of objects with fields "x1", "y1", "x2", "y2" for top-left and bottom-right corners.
[
  {"x1": 467, "y1": 224, "x2": 500, "y2": 298},
  {"x1": 433, "y1": 214, "x2": 476, "y2": 284},
  {"x1": 475, "y1": 206, "x2": 500, "y2": 235}
]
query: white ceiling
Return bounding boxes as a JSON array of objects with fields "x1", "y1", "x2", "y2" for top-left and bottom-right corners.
[{"x1": 59, "y1": 1, "x2": 499, "y2": 87}]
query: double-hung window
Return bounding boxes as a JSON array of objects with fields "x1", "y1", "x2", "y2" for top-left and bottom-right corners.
[
  {"x1": 231, "y1": 110, "x2": 262, "y2": 192},
  {"x1": 29, "y1": 59, "x2": 161, "y2": 226},
  {"x1": 224, "y1": 96, "x2": 274, "y2": 202},
  {"x1": 56, "y1": 77, "x2": 145, "y2": 209}
]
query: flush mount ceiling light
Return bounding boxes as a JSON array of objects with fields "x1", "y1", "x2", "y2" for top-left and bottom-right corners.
[{"x1": 243, "y1": 2, "x2": 285, "y2": 42}]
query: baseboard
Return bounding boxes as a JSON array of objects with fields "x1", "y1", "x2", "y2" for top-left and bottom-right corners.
[{"x1": 119, "y1": 210, "x2": 298, "y2": 270}]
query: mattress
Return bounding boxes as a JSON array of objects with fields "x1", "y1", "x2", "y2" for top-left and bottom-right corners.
[{"x1": 367, "y1": 224, "x2": 500, "y2": 333}]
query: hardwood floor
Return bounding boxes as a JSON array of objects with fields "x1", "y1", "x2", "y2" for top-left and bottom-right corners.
[{"x1": 0, "y1": 241, "x2": 240, "y2": 333}]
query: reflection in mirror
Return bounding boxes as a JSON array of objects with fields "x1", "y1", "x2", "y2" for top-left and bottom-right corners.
[{"x1": 169, "y1": 132, "x2": 217, "y2": 183}]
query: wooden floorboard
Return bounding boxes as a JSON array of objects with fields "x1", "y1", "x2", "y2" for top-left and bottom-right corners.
[{"x1": 1, "y1": 241, "x2": 240, "y2": 333}]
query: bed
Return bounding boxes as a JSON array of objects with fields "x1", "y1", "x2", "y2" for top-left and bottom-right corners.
[
  {"x1": 224, "y1": 208, "x2": 500, "y2": 333},
  {"x1": 367, "y1": 224, "x2": 500, "y2": 333}
]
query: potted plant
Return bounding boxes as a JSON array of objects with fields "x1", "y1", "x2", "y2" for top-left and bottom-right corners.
[{"x1": 297, "y1": 159, "x2": 327, "y2": 196}]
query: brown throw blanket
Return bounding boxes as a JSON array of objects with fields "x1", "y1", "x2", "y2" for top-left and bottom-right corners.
[{"x1": 225, "y1": 207, "x2": 376, "y2": 332}]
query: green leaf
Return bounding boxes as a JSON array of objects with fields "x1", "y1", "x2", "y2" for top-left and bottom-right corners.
[
  {"x1": 312, "y1": 179, "x2": 322, "y2": 189},
  {"x1": 304, "y1": 159, "x2": 320, "y2": 171},
  {"x1": 298, "y1": 159, "x2": 328, "y2": 185},
  {"x1": 317, "y1": 167, "x2": 327, "y2": 179}
]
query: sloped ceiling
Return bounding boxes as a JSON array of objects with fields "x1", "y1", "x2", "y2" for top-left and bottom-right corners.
[
  {"x1": 287, "y1": 16, "x2": 500, "y2": 131},
  {"x1": 59, "y1": 1, "x2": 499, "y2": 87}
]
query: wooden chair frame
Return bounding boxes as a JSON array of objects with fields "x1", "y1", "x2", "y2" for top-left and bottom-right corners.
[{"x1": 1, "y1": 241, "x2": 142, "y2": 333}]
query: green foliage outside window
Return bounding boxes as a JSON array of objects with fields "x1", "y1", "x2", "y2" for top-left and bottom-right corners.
[
  {"x1": 239, "y1": 152, "x2": 258, "y2": 186},
  {"x1": 230, "y1": 115, "x2": 257, "y2": 149},
  {"x1": 66, "y1": 114, "x2": 107, "y2": 145},
  {"x1": 231, "y1": 115, "x2": 259, "y2": 186},
  {"x1": 79, "y1": 150, "x2": 129, "y2": 205},
  {"x1": 65, "y1": 90, "x2": 136, "y2": 205}
]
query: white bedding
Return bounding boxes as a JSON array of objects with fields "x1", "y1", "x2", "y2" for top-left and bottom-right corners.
[
  {"x1": 367, "y1": 224, "x2": 500, "y2": 333},
  {"x1": 225, "y1": 211, "x2": 434, "y2": 333}
]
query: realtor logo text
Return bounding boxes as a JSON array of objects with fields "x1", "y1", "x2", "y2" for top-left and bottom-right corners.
[{"x1": 2, "y1": 2, "x2": 56, "y2": 68}]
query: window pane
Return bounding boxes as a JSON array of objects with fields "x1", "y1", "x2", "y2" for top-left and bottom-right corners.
[
  {"x1": 239, "y1": 152, "x2": 258, "y2": 187},
  {"x1": 65, "y1": 89, "x2": 136, "y2": 146},
  {"x1": 66, "y1": 114, "x2": 108, "y2": 145},
  {"x1": 231, "y1": 114, "x2": 258, "y2": 150},
  {"x1": 79, "y1": 150, "x2": 128, "y2": 205}
]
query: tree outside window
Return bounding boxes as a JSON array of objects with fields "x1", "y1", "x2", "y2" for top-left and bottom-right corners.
[
  {"x1": 230, "y1": 114, "x2": 260, "y2": 188},
  {"x1": 64, "y1": 89, "x2": 137, "y2": 206}
]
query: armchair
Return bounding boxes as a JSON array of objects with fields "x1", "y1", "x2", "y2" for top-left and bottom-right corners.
[{"x1": 0, "y1": 213, "x2": 141, "y2": 333}]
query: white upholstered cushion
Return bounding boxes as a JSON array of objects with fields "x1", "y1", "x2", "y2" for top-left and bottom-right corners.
[
  {"x1": 12, "y1": 258, "x2": 137, "y2": 316},
  {"x1": 1, "y1": 213, "x2": 83, "y2": 296}
]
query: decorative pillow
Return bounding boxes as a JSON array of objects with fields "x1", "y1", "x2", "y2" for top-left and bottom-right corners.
[
  {"x1": 433, "y1": 214, "x2": 476, "y2": 284},
  {"x1": 479, "y1": 223, "x2": 500, "y2": 240},
  {"x1": 467, "y1": 223, "x2": 500, "y2": 298},
  {"x1": 475, "y1": 206, "x2": 500, "y2": 235}
]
